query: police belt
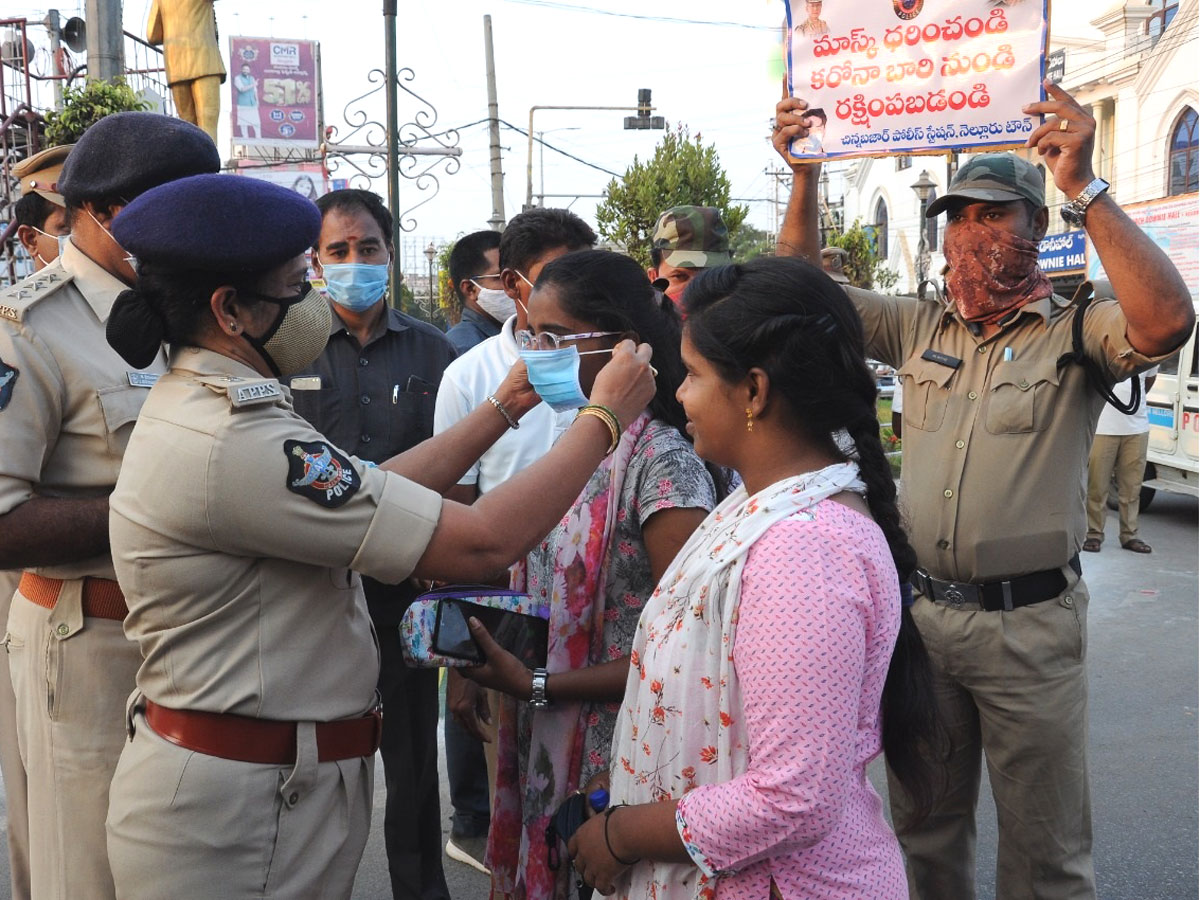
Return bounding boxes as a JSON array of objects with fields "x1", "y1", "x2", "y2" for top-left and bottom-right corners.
[
  {"x1": 19, "y1": 572, "x2": 128, "y2": 620},
  {"x1": 144, "y1": 700, "x2": 383, "y2": 765},
  {"x1": 912, "y1": 555, "x2": 1081, "y2": 611}
]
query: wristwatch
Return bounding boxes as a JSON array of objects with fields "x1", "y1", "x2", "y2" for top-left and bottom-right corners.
[
  {"x1": 529, "y1": 668, "x2": 550, "y2": 709},
  {"x1": 1060, "y1": 177, "x2": 1110, "y2": 226}
]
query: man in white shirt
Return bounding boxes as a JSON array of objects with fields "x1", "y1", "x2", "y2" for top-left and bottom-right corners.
[
  {"x1": 1084, "y1": 368, "x2": 1158, "y2": 553},
  {"x1": 433, "y1": 207, "x2": 596, "y2": 872}
]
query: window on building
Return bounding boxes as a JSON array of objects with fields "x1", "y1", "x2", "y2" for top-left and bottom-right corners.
[
  {"x1": 1147, "y1": 0, "x2": 1179, "y2": 40},
  {"x1": 1168, "y1": 108, "x2": 1198, "y2": 196},
  {"x1": 925, "y1": 189, "x2": 939, "y2": 251},
  {"x1": 873, "y1": 198, "x2": 889, "y2": 261},
  {"x1": 896, "y1": 155, "x2": 912, "y2": 171}
]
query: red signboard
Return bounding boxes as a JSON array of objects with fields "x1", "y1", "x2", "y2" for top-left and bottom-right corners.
[{"x1": 229, "y1": 36, "x2": 322, "y2": 150}]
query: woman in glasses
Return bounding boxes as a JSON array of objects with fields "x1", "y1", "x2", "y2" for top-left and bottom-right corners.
[{"x1": 461, "y1": 249, "x2": 721, "y2": 900}]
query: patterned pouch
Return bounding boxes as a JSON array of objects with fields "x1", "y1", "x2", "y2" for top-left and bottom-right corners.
[{"x1": 399, "y1": 585, "x2": 548, "y2": 668}]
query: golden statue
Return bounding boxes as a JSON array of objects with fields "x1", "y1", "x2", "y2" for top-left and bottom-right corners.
[{"x1": 147, "y1": 0, "x2": 226, "y2": 143}]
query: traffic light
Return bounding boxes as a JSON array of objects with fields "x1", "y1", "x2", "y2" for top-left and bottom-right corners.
[{"x1": 624, "y1": 88, "x2": 665, "y2": 130}]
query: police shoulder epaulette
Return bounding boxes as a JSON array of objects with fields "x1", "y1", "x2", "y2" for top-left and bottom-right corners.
[
  {"x1": 196, "y1": 375, "x2": 284, "y2": 408},
  {"x1": 0, "y1": 268, "x2": 76, "y2": 323}
]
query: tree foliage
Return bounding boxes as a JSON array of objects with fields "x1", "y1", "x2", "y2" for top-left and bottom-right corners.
[
  {"x1": 826, "y1": 219, "x2": 899, "y2": 293},
  {"x1": 729, "y1": 224, "x2": 776, "y2": 262},
  {"x1": 596, "y1": 127, "x2": 748, "y2": 268},
  {"x1": 44, "y1": 78, "x2": 152, "y2": 146}
]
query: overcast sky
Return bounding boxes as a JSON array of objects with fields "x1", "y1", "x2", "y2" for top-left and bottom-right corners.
[{"x1": 13, "y1": 0, "x2": 1106, "y2": 262}]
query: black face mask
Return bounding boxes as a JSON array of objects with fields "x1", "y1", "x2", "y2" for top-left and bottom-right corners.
[{"x1": 239, "y1": 284, "x2": 332, "y2": 378}]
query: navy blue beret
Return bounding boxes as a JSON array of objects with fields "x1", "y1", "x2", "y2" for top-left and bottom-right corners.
[
  {"x1": 112, "y1": 174, "x2": 322, "y2": 272},
  {"x1": 57, "y1": 112, "x2": 220, "y2": 205}
]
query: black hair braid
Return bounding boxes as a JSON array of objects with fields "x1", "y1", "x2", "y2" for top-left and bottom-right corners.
[{"x1": 847, "y1": 377, "x2": 938, "y2": 830}]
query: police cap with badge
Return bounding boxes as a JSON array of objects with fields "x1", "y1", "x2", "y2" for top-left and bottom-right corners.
[{"x1": 13, "y1": 144, "x2": 72, "y2": 208}]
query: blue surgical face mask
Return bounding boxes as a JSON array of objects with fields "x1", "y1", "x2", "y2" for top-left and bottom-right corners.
[
  {"x1": 520, "y1": 345, "x2": 592, "y2": 412},
  {"x1": 320, "y1": 261, "x2": 390, "y2": 312}
]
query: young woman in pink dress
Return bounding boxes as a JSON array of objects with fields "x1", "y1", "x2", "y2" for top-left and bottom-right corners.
[{"x1": 569, "y1": 257, "x2": 939, "y2": 900}]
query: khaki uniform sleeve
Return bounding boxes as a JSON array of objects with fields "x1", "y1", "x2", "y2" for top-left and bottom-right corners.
[
  {"x1": 205, "y1": 412, "x2": 442, "y2": 584},
  {"x1": 1081, "y1": 299, "x2": 1184, "y2": 381},
  {"x1": 844, "y1": 286, "x2": 917, "y2": 369},
  {"x1": 0, "y1": 323, "x2": 64, "y2": 515}
]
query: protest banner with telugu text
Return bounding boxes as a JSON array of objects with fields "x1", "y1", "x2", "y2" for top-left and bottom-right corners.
[{"x1": 785, "y1": 0, "x2": 1050, "y2": 162}]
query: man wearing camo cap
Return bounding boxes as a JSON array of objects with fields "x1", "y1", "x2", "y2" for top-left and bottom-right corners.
[{"x1": 646, "y1": 205, "x2": 732, "y2": 308}]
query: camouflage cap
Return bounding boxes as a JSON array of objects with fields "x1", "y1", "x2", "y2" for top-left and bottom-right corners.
[
  {"x1": 925, "y1": 153, "x2": 1045, "y2": 218},
  {"x1": 13, "y1": 144, "x2": 72, "y2": 208},
  {"x1": 820, "y1": 246, "x2": 850, "y2": 284},
  {"x1": 651, "y1": 206, "x2": 732, "y2": 269}
]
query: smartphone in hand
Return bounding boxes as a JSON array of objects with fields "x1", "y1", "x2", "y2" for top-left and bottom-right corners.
[{"x1": 433, "y1": 597, "x2": 549, "y2": 668}]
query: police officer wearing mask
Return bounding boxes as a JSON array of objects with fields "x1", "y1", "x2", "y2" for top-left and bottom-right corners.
[
  {"x1": 0, "y1": 112, "x2": 219, "y2": 900},
  {"x1": 12, "y1": 144, "x2": 73, "y2": 272},
  {"x1": 289, "y1": 188, "x2": 458, "y2": 900},
  {"x1": 99, "y1": 173, "x2": 656, "y2": 900},
  {"x1": 0, "y1": 128, "x2": 73, "y2": 900},
  {"x1": 772, "y1": 83, "x2": 1194, "y2": 900}
]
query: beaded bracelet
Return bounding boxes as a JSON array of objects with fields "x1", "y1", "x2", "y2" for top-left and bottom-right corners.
[
  {"x1": 577, "y1": 406, "x2": 620, "y2": 455},
  {"x1": 486, "y1": 394, "x2": 519, "y2": 429},
  {"x1": 603, "y1": 805, "x2": 641, "y2": 867}
]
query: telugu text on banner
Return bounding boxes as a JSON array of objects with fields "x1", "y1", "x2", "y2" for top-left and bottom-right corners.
[{"x1": 784, "y1": 0, "x2": 1050, "y2": 162}]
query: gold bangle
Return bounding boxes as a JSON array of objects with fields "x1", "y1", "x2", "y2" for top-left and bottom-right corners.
[
  {"x1": 577, "y1": 406, "x2": 619, "y2": 455},
  {"x1": 579, "y1": 404, "x2": 621, "y2": 445}
]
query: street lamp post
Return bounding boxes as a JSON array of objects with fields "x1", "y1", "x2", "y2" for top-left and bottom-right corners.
[
  {"x1": 423, "y1": 241, "x2": 437, "y2": 324},
  {"x1": 910, "y1": 169, "x2": 937, "y2": 300},
  {"x1": 525, "y1": 89, "x2": 664, "y2": 210}
]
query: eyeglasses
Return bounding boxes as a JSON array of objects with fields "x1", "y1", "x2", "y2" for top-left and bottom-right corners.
[
  {"x1": 516, "y1": 329, "x2": 620, "y2": 351},
  {"x1": 469, "y1": 273, "x2": 503, "y2": 288}
]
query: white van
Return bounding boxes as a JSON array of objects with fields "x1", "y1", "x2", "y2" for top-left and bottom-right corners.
[{"x1": 1140, "y1": 318, "x2": 1199, "y2": 508}]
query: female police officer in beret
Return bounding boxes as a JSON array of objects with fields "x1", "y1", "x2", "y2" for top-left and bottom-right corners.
[{"x1": 99, "y1": 174, "x2": 655, "y2": 900}]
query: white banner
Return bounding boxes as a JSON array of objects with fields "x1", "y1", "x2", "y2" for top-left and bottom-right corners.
[{"x1": 785, "y1": 0, "x2": 1050, "y2": 161}]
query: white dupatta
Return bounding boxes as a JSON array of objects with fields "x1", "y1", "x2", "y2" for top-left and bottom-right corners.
[{"x1": 608, "y1": 463, "x2": 866, "y2": 900}]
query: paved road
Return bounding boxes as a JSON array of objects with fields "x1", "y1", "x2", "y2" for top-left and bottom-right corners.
[{"x1": 1, "y1": 494, "x2": 1195, "y2": 899}]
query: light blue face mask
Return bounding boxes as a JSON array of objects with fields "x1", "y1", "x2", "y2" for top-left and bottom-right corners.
[
  {"x1": 321, "y1": 262, "x2": 390, "y2": 312},
  {"x1": 520, "y1": 345, "x2": 593, "y2": 412}
]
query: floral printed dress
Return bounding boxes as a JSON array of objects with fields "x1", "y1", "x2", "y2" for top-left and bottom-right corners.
[{"x1": 487, "y1": 413, "x2": 716, "y2": 900}]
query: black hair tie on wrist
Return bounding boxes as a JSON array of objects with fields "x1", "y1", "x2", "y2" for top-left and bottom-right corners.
[{"x1": 603, "y1": 805, "x2": 641, "y2": 867}]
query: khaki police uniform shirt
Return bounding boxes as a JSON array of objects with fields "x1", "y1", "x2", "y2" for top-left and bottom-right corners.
[
  {"x1": 109, "y1": 347, "x2": 443, "y2": 722},
  {"x1": 0, "y1": 241, "x2": 165, "y2": 582},
  {"x1": 849, "y1": 287, "x2": 1169, "y2": 582}
]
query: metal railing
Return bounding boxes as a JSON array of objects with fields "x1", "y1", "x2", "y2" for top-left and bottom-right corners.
[{"x1": 0, "y1": 18, "x2": 173, "y2": 286}]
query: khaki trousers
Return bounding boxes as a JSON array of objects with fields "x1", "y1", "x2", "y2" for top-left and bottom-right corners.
[
  {"x1": 6, "y1": 590, "x2": 142, "y2": 900},
  {"x1": 888, "y1": 573, "x2": 1095, "y2": 900},
  {"x1": 170, "y1": 75, "x2": 222, "y2": 143},
  {"x1": 0, "y1": 573, "x2": 31, "y2": 900},
  {"x1": 107, "y1": 711, "x2": 373, "y2": 900},
  {"x1": 1086, "y1": 431, "x2": 1149, "y2": 546}
]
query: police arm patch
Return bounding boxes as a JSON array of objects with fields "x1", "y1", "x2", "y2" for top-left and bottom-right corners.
[
  {"x1": 0, "y1": 360, "x2": 18, "y2": 411},
  {"x1": 283, "y1": 439, "x2": 359, "y2": 508}
]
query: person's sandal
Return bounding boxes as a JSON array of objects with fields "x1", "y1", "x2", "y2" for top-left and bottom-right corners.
[
  {"x1": 1122, "y1": 539, "x2": 1152, "y2": 554},
  {"x1": 1082, "y1": 537, "x2": 1102, "y2": 552}
]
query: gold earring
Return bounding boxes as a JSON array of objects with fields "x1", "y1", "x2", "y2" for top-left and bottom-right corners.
[{"x1": 746, "y1": 407, "x2": 754, "y2": 433}]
